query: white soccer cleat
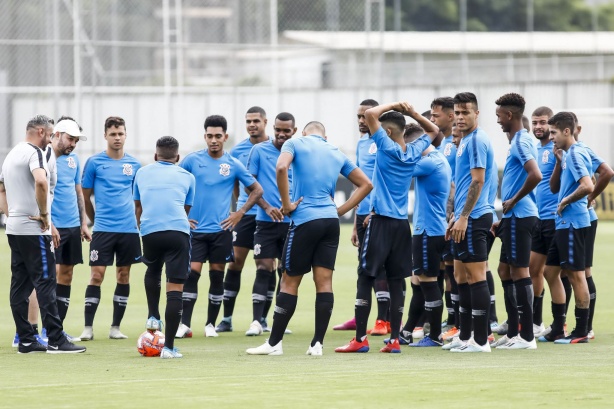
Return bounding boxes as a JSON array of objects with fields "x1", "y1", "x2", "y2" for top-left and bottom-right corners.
[
  {"x1": 412, "y1": 327, "x2": 425, "y2": 339},
  {"x1": 492, "y1": 320, "x2": 508, "y2": 335},
  {"x1": 246, "y1": 339, "x2": 283, "y2": 356},
  {"x1": 533, "y1": 323, "x2": 546, "y2": 336},
  {"x1": 491, "y1": 334, "x2": 510, "y2": 347},
  {"x1": 109, "y1": 326, "x2": 128, "y2": 339},
  {"x1": 537, "y1": 325, "x2": 552, "y2": 338},
  {"x1": 160, "y1": 346, "x2": 183, "y2": 359},
  {"x1": 175, "y1": 323, "x2": 193, "y2": 338},
  {"x1": 496, "y1": 335, "x2": 537, "y2": 350},
  {"x1": 204, "y1": 323, "x2": 219, "y2": 338},
  {"x1": 450, "y1": 337, "x2": 491, "y2": 353},
  {"x1": 245, "y1": 320, "x2": 263, "y2": 336},
  {"x1": 79, "y1": 326, "x2": 94, "y2": 341},
  {"x1": 442, "y1": 336, "x2": 465, "y2": 351},
  {"x1": 588, "y1": 330, "x2": 595, "y2": 340},
  {"x1": 284, "y1": 328, "x2": 293, "y2": 334},
  {"x1": 306, "y1": 342, "x2": 323, "y2": 356}
]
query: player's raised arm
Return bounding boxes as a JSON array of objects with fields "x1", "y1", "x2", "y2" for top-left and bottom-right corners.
[
  {"x1": 364, "y1": 102, "x2": 402, "y2": 135},
  {"x1": 400, "y1": 103, "x2": 439, "y2": 141}
]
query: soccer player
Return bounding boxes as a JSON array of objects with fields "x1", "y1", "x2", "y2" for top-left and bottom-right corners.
[
  {"x1": 134, "y1": 136, "x2": 196, "y2": 359},
  {"x1": 335, "y1": 101, "x2": 439, "y2": 354},
  {"x1": 79, "y1": 116, "x2": 142, "y2": 341},
  {"x1": 177, "y1": 115, "x2": 263, "y2": 338},
  {"x1": 490, "y1": 93, "x2": 541, "y2": 350},
  {"x1": 246, "y1": 121, "x2": 372, "y2": 356},
  {"x1": 0, "y1": 114, "x2": 85, "y2": 353},
  {"x1": 216, "y1": 106, "x2": 269, "y2": 333},
  {"x1": 244, "y1": 112, "x2": 296, "y2": 336},
  {"x1": 445, "y1": 92, "x2": 495, "y2": 353}
]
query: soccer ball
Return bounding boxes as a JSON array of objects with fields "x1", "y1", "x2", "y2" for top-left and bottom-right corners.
[{"x1": 137, "y1": 330, "x2": 165, "y2": 357}]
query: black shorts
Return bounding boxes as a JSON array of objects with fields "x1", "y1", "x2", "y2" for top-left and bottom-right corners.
[
  {"x1": 89, "y1": 232, "x2": 142, "y2": 266},
  {"x1": 142, "y1": 231, "x2": 191, "y2": 284},
  {"x1": 282, "y1": 218, "x2": 340, "y2": 276},
  {"x1": 452, "y1": 213, "x2": 493, "y2": 263},
  {"x1": 442, "y1": 239, "x2": 454, "y2": 262},
  {"x1": 531, "y1": 219, "x2": 556, "y2": 255},
  {"x1": 253, "y1": 221, "x2": 290, "y2": 260},
  {"x1": 585, "y1": 220, "x2": 598, "y2": 268},
  {"x1": 54, "y1": 227, "x2": 83, "y2": 265},
  {"x1": 498, "y1": 216, "x2": 538, "y2": 268},
  {"x1": 546, "y1": 226, "x2": 589, "y2": 272},
  {"x1": 191, "y1": 231, "x2": 234, "y2": 264},
  {"x1": 233, "y1": 214, "x2": 256, "y2": 249},
  {"x1": 359, "y1": 215, "x2": 412, "y2": 279},
  {"x1": 412, "y1": 233, "x2": 446, "y2": 277}
]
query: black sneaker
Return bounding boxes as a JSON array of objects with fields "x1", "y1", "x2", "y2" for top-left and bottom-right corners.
[
  {"x1": 47, "y1": 340, "x2": 87, "y2": 354},
  {"x1": 215, "y1": 320, "x2": 233, "y2": 333},
  {"x1": 18, "y1": 341, "x2": 48, "y2": 354}
]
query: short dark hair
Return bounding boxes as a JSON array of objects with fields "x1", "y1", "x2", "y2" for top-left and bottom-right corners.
[
  {"x1": 495, "y1": 92, "x2": 525, "y2": 115},
  {"x1": 246, "y1": 106, "x2": 266, "y2": 118},
  {"x1": 156, "y1": 136, "x2": 179, "y2": 159},
  {"x1": 421, "y1": 110, "x2": 431, "y2": 118},
  {"x1": 431, "y1": 97, "x2": 454, "y2": 111},
  {"x1": 453, "y1": 92, "x2": 479, "y2": 109},
  {"x1": 359, "y1": 99, "x2": 379, "y2": 107},
  {"x1": 275, "y1": 112, "x2": 295, "y2": 126},
  {"x1": 548, "y1": 112, "x2": 575, "y2": 134},
  {"x1": 104, "y1": 116, "x2": 126, "y2": 132},
  {"x1": 204, "y1": 115, "x2": 228, "y2": 132},
  {"x1": 303, "y1": 121, "x2": 325, "y2": 136},
  {"x1": 378, "y1": 111, "x2": 406, "y2": 131},
  {"x1": 570, "y1": 111, "x2": 578, "y2": 124},
  {"x1": 57, "y1": 115, "x2": 83, "y2": 132},
  {"x1": 403, "y1": 123, "x2": 424, "y2": 142},
  {"x1": 26, "y1": 114, "x2": 54, "y2": 131},
  {"x1": 532, "y1": 106, "x2": 553, "y2": 118}
]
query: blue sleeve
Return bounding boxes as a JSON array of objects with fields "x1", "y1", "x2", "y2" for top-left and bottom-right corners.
[
  {"x1": 234, "y1": 158, "x2": 257, "y2": 188},
  {"x1": 281, "y1": 139, "x2": 296, "y2": 157},
  {"x1": 469, "y1": 135, "x2": 488, "y2": 170},
  {"x1": 133, "y1": 172, "x2": 141, "y2": 200},
  {"x1": 186, "y1": 173, "x2": 196, "y2": 206},
  {"x1": 405, "y1": 135, "x2": 431, "y2": 162},
  {"x1": 340, "y1": 156, "x2": 358, "y2": 178},
  {"x1": 515, "y1": 138, "x2": 536, "y2": 166},
  {"x1": 247, "y1": 145, "x2": 260, "y2": 177},
  {"x1": 81, "y1": 157, "x2": 95, "y2": 189},
  {"x1": 355, "y1": 143, "x2": 360, "y2": 168},
  {"x1": 179, "y1": 155, "x2": 191, "y2": 172},
  {"x1": 230, "y1": 145, "x2": 240, "y2": 159},
  {"x1": 74, "y1": 156, "x2": 82, "y2": 186},
  {"x1": 569, "y1": 151, "x2": 590, "y2": 182},
  {"x1": 586, "y1": 147, "x2": 604, "y2": 173},
  {"x1": 371, "y1": 126, "x2": 400, "y2": 156},
  {"x1": 413, "y1": 155, "x2": 436, "y2": 177}
]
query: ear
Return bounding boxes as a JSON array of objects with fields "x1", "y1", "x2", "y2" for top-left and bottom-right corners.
[
  {"x1": 154, "y1": 153, "x2": 158, "y2": 161},
  {"x1": 292, "y1": 127, "x2": 297, "y2": 135},
  {"x1": 302, "y1": 130, "x2": 307, "y2": 136},
  {"x1": 176, "y1": 154, "x2": 180, "y2": 163},
  {"x1": 577, "y1": 125, "x2": 582, "y2": 135}
]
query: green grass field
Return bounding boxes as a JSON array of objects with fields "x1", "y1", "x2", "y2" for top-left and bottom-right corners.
[{"x1": 1, "y1": 223, "x2": 613, "y2": 408}]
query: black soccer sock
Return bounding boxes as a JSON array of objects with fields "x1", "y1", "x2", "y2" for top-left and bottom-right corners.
[
  {"x1": 402, "y1": 283, "x2": 424, "y2": 334},
  {"x1": 437, "y1": 270, "x2": 445, "y2": 297},
  {"x1": 533, "y1": 289, "x2": 545, "y2": 327},
  {"x1": 181, "y1": 270, "x2": 200, "y2": 327},
  {"x1": 586, "y1": 276, "x2": 596, "y2": 332},
  {"x1": 574, "y1": 306, "x2": 589, "y2": 337},
  {"x1": 222, "y1": 269, "x2": 241, "y2": 320},
  {"x1": 373, "y1": 278, "x2": 390, "y2": 322},
  {"x1": 486, "y1": 270, "x2": 498, "y2": 323},
  {"x1": 388, "y1": 278, "x2": 405, "y2": 340},
  {"x1": 262, "y1": 269, "x2": 277, "y2": 320},
  {"x1": 551, "y1": 302, "x2": 566, "y2": 334},
  {"x1": 207, "y1": 270, "x2": 224, "y2": 326},
  {"x1": 470, "y1": 280, "x2": 490, "y2": 346},
  {"x1": 268, "y1": 292, "x2": 297, "y2": 346},
  {"x1": 421, "y1": 280, "x2": 443, "y2": 341},
  {"x1": 312, "y1": 292, "x2": 334, "y2": 346},
  {"x1": 144, "y1": 272, "x2": 162, "y2": 319},
  {"x1": 252, "y1": 269, "x2": 270, "y2": 322},
  {"x1": 446, "y1": 265, "x2": 460, "y2": 327},
  {"x1": 562, "y1": 275, "x2": 572, "y2": 315},
  {"x1": 458, "y1": 283, "x2": 472, "y2": 341},
  {"x1": 111, "y1": 283, "x2": 130, "y2": 327},
  {"x1": 84, "y1": 285, "x2": 101, "y2": 327},
  {"x1": 515, "y1": 277, "x2": 534, "y2": 341},
  {"x1": 502, "y1": 279, "x2": 518, "y2": 338},
  {"x1": 355, "y1": 275, "x2": 375, "y2": 340},
  {"x1": 56, "y1": 284, "x2": 71, "y2": 323},
  {"x1": 164, "y1": 291, "x2": 183, "y2": 350}
]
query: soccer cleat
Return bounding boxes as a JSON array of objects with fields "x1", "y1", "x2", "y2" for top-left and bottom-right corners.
[
  {"x1": 41, "y1": 328, "x2": 49, "y2": 343},
  {"x1": 441, "y1": 326, "x2": 459, "y2": 341},
  {"x1": 492, "y1": 320, "x2": 508, "y2": 335},
  {"x1": 333, "y1": 317, "x2": 356, "y2": 331},
  {"x1": 175, "y1": 323, "x2": 193, "y2": 338},
  {"x1": 367, "y1": 320, "x2": 388, "y2": 336},
  {"x1": 335, "y1": 337, "x2": 370, "y2": 353},
  {"x1": 246, "y1": 339, "x2": 283, "y2": 355},
  {"x1": 18, "y1": 341, "x2": 48, "y2": 354},
  {"x1": 63, "y1": 332, "x2": 81, "y2": 343},
  {"x1": 554, "y1": 332, "x2": 589, "y2": 344},
  {"x1": 47, "y1": 340, "x2": 87, "y2": 354},
  {"x1": 205, "y1": 323, "x2": 219, "y2": 338},
  {"x1": 284, "y1": 328, "x2": 293, "y2": 335},
  {"x1": 450, "y1": 337, "x2": 491, "y2": 353},
  {"x1": 496, "y1": 335, "x2": 537, "y2": 350},
  {"x1": 538, "y1": 328, "x2": 566, "y2": 342},
  {"x1": 245, "y1": 320, "x2": 263, "y2": 336},
  {"x1": 412, "y1": 327, "x2": 425, "y2": 339},
  {"x1": 380, "y1": 338, "x2": 401, "y2": 353},
  {"x1": 442, "y1": 336, "x2": 466, "y2": 351},
  {"x1": 537, "y1": 325, "x2": 551, "y2": 338},
  {"x1": 109, "y1": 326, "x2": 128, "y2": 339},
  {"x1": 588, "y1": 330, "x2": 595, "y2": 340},
  {"x1": 409, "y1": 335, "x2": 442, "y2": 347},
  {"x1": 79, "y1": 326, "x2": 94, "y2": 341},
  {"x1": 12, "y1": 333, "x2": 19, "y2": 348},
  {"x1": 35, "y1": 333, "x2": 48, "y2": 347},
  {"x1": 215, "y1": 320, "x2": 233, "y2": 333},
  {"x1": 146, "y1": 316, "x2": 163, "y2": 332},
  {"x1": 491, "y1": 335, "x2": 510, "y2": 347},
  {"x1": 533, "y1": 323, "x2": 546, "y2": 336},
  {"x1": 384, "y1": 331, "x2": 412, "y2": 345},
  {"x1": 160, "y1": 346, "x2": 183, "y2": 359},
  {"x1": 488, "y1": 333, "x2": 495, "y2": 344},
  {"x1": 306, "y1": 342, "x2": 323, "y2": 356},
  {"x1": 490, "y1": 321, "x2": 499, "y2": 331}
]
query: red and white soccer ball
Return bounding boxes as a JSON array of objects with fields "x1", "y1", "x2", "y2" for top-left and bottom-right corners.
[{"x1": 137, "y1": 330, "x2": 165, "y2": 357}]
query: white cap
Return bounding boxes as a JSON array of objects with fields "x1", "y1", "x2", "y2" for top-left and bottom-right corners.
[{"x1": 54, "y1": 119, "x2": 87, "y2": 141}]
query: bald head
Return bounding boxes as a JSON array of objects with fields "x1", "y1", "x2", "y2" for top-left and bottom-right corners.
[{"x1": 303, "y1": 121, "x2": 326, "y2": 137}]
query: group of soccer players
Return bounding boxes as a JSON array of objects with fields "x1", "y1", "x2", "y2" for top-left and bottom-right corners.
[{"x1": 1, "y1": 89, "x2": 610, "y2": 358}]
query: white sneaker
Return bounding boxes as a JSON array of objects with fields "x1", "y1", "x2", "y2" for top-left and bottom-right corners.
[
  {"x1": 492, "y1": 320, "x2": 508, "y2": 335},
  {"x1": 175, "y1": 323, "x2": 193, "y2": 338},
  {"x1": 588, "y1": 330, "x2": 595, "y2": 340},
  {"x1": 442, "y1": 336, "x2": 466, "y2": 351},
  {"x1": 306, "y1": 341, "x2": 323, "y2": 356},
  {"x1": 284, "y1": 328, "x2": 293, "y2": 334},
  {"x1": 204, "y1": 323, "x2": 218, "y2": 338},
  {"x1": 109, "y1": 326, "x2": 128, "y2": 339},
  {"x1": 246, "y1": 339, "x2": 283, "y2": 355},
  {"x1": 496, "y1": 335, "x2": 537, "y2": 350},
  {"x1": 533, "y1": 323, "x2": 546, "y2": 336},
  {"x1": 245, "y1": 320, "x2": 263, "y2": 336},
  {"x1": 160, "y1": 346, "x2": 183, "y2": 359},
  {"x1": 451, "y1": 337, "x2": 491, "y2": 353},
  {"x1": 537, "y1": 325, "x2": 552, "y2": 338},
  {"x1": 79, "y1": 326, "x2": 94, "y2": 341},
  {"x1": 412, "y1": 327, "x2": 425, "y2": 338},
  {"x1": 491, "y1": 334, "x2": 510, "y2": 347}
]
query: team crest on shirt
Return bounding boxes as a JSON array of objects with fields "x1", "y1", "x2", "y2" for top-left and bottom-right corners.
[
  {"x1": 368, "y1": 142, "x2": 377, "y2": 154},
  {"x1": 444, "y1": 143, "x2": 453, "y2": 156},
  {"x1": 457, "y1": 142, "x2": 466, "y2": 157},
  {"x1": 542, "y1": 150, "x2": 550, "y2": 163},
  {"x1": 122, "y1": 164, "x2": 133, "y2": 176},
  {"x1": 507, "y1": 147, "x2": 511, "y2": 157},
  {"x1": 90, "y1": 250, "x2": 99, "y2": 262},
  {"x1": 219, "y1": 163, "x2": 231, "y2": 177},
  {"x1": 67, "y1": 157, "x2": 76, "y2": 169},
  {"x1": 562, "y1": 160, "x2": 567, "y2": 170},
  {"x1": 253, "y1": 244, "x2": 261, "y2": 256}
]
